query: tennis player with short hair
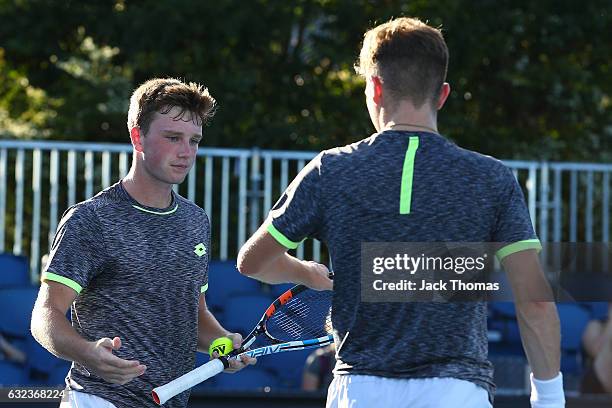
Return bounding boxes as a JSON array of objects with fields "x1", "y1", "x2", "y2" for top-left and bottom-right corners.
[
  {"x1": 31, "y1": 78, "x2": 254, "y2": 408},
  {"x1": 238, "y1": 17, "x2": 564, "y2": 408}
]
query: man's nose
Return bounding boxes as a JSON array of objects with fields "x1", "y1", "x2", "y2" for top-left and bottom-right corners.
[{"x1": 177, "y1": 140, "x2": 191, "y2": 157}]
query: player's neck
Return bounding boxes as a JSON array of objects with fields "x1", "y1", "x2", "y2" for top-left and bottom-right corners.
[
  {"x1": 122, "y1": 167, "x2": 174, "y2": 209},
  {"x1": 378, "y1": 102, "x2": 438, "y2": 134}
]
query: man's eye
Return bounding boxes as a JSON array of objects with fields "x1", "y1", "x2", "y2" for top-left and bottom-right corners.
[
  {"x1": 191, "y1": 139, "x2": 201, "y2": 145},
  {"x1": 167, "y1": 136, "x2": 179, "y2": 142}
]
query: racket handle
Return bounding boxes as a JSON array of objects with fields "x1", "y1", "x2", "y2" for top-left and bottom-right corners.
[{"x1": 152, "y1": 358, "x2": 228, "y2": 405}]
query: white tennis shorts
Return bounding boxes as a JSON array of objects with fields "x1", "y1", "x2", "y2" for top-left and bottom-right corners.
[
  {"x1": 59, "y1": 390, "x2": 118, "y2": 408},
  {"x1": 326, "y1": 375, "x2": 493, "y2": 408}
]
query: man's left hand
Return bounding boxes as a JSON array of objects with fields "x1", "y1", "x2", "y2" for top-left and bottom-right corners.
[{"x1": 210, "y1": 332, "x2": 257, "y2": 373}]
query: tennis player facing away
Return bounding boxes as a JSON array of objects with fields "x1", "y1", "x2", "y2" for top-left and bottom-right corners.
[
  {"x1": 31, "y1": 78, "x2": 254, "y2": 408},
  {"x1": 238, "y1": 17, "x2": 564, "y2": 408}
]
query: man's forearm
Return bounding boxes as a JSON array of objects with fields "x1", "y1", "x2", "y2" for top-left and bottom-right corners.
[
  {"x1": 238, "y1": 230, "x2": 332, "y2": 291},
  {"x1": 516, "y1": 301, "x2": 561, "y2": 379},
  {"x1": 238, "y1": 227, "x2": 313, "y2": 285},
  {"x1": 31, "y1": 306, "x2": 92, "y2": 365},
  {"x1": 197, "y1": 308, "x2": 231, "y2": 353},
  {"x1": 243, "y1": 253, "x2": 311, "y2": 285}
]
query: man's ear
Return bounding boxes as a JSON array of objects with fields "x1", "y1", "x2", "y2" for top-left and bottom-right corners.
[
  {"x1": 371, "y1": 76, "x2": 384, "y2": 106},
  {"x1": 436, "y1": 83, "x2": 451, "y2": 110},
  {"x1": 130, "y1": 127, "x2": 144, "y2": 153}
]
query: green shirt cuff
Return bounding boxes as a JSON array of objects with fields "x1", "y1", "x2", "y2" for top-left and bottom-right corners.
[
  {"x1": 41, "y1": 272, "x2": 83, "y2": 294},
  {"x1": 266, "y1": 222, "x2": 302, "y2": 250},
  {"x1": 496, "y1": 239, "x2": 542, "y2": 262}
]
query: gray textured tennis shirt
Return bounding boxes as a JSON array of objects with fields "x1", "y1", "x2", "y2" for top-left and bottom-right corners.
[
  {"x1": 266, "y1": 130, "x2": 540, "y2": 403},
  {"x1": 43, "y1": 182, "x2": 210, "y2": 408}
]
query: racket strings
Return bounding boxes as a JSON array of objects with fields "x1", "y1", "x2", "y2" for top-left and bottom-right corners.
[{"x1": 266, "y1": 289, "x2": 333, "y2": 342}]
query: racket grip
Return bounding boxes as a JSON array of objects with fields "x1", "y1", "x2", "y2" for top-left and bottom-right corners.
[{"x1": 152, "y1": 358, "x2": 228, "y2": 405}]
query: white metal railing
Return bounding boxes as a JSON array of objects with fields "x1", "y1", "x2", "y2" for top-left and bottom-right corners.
[{"x1": 0, "y1": 139, "x2": 610, "y2": 282}]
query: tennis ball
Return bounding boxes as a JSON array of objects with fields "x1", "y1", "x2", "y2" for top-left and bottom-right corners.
[{"x1": 209, "y1": 337, "x2": 234, "y2": 357}]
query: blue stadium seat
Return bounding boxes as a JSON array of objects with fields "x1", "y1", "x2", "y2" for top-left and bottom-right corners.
[
  {"x1": 488, "y1": 302, "x2": 521, "y2": 344},
  {"x1": 223, "y1": 294, "x2": 273, "y2": 335},
  {"x1": 490, "y1": 354, "x2": 529, "y2": 393},
  {"x1": 10, "y1": 338, "x2": 27, "y2": 356},
  {"x1": 0, "y1": 253, "x2": 30, "y2": 287},
  {"x1": 269, "y1": 283, "x2": 294, "y2": 299},
  {"x1": 215, "y1": 368, "x2": 279, "y2": 390},
  {"x1": 489, "y1": 302, "x2": 593, "y2": 351},
  {"x1": 47, "y1": 361, "x2": 70, "y2": 386},
  {"x1": 257, "y1": 348, "x2": 313, "y2": 389},
  {"x1": 488, "y1": 341, "x2": 525, "y2": 358},
  {"x1": 557, "y1": 303, "x2": 591, "y2": 375},
  {"x1": 489, "y1": 302, "x2": 516, "y2": 318},
  {"x1": 26, "y1": 335, "x2": 61, "y2": 375},
  {"x1": 0, "y1": 287, "x2": 39, "y2": 337},
  {"x1": 558, "y1": 303, "x2": 590, "y2": 351},
  {"x1": 489, "y1": 302, "x2": 593, "y2": 375},
  {"x1": 195, "y1": 351, "x2": 209, "y2": 366},
  {"x1": 583, "y1": 302, "x2": 609, "y2": 320},
  {"x1": 205, "y1": 261, "x2": 262, "y2": 310},
  {"x1": 0, "y1": 360, "x2": 28, "y2": 386},
  {"x1": 561, "y1": 351, "x2": 582, "y2": 375}
]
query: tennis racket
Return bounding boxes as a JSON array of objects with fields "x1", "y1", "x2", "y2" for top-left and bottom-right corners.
[{"x1": 152, "y1": 280, "x2": 333, "y2": 405}]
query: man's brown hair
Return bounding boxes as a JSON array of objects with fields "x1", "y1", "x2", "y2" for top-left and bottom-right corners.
[
  {"x1": 127, "y1": 78, "x2": 217, "y2": 134},
  {"x1": 355, "y1": 17, "x2": 449, "y2": 109}
]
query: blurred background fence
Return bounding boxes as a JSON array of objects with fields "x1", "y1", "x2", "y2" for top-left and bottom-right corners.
[{"x1": 0, "y1": 139, "x2": 610, "y2": 281}]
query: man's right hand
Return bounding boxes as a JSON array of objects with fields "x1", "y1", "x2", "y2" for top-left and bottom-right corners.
[
  {"x1": 302, "y1": 261, "x2": 333, "y2": 291},
  {"x1": 83, "y1": 337, "x2": 146, "y2": 385}
]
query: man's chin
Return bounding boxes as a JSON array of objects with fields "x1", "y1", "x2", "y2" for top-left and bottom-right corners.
[
  {"x1": 171, "y1": 176, "x2": 187, "y2": 185},
  {"x1": 158, "y1": 175, "x2": 186, "y2": 186}
]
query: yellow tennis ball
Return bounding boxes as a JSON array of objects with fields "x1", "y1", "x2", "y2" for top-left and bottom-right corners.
[{"x1": 209, "y1": 337, "x2": 234, "y2": 356}]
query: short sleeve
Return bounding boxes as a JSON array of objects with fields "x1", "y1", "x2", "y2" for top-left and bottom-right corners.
[
  {"x1": 492, "y1": 167, "x2": 541, "y2": 261},
  {"x1": 42, "y1": 205, "x2": 107, "y2": 294},
  {"x1": 266, "y1": 153, "x2": 324, "y2": 249}
]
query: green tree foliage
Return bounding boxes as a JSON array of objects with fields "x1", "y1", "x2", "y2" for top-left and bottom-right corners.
[
  {"x1": 0, "y1": 48, "x2": 61, "y2": 137},
  {"x1": 0, "y1": 0, "x2": 610, "y2": 161}
]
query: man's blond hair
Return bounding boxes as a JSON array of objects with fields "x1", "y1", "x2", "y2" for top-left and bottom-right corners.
[
  {"x1": 355, "y1": 17, "x2": 449, "y2": 109},
  {"x1": 127, "y1": 78, "x2": 216, "y2": 135}
]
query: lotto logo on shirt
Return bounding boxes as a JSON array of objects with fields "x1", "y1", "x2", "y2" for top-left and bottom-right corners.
[{"x1": 193, "y1": 243, "x2": 207, "y2": 257}]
